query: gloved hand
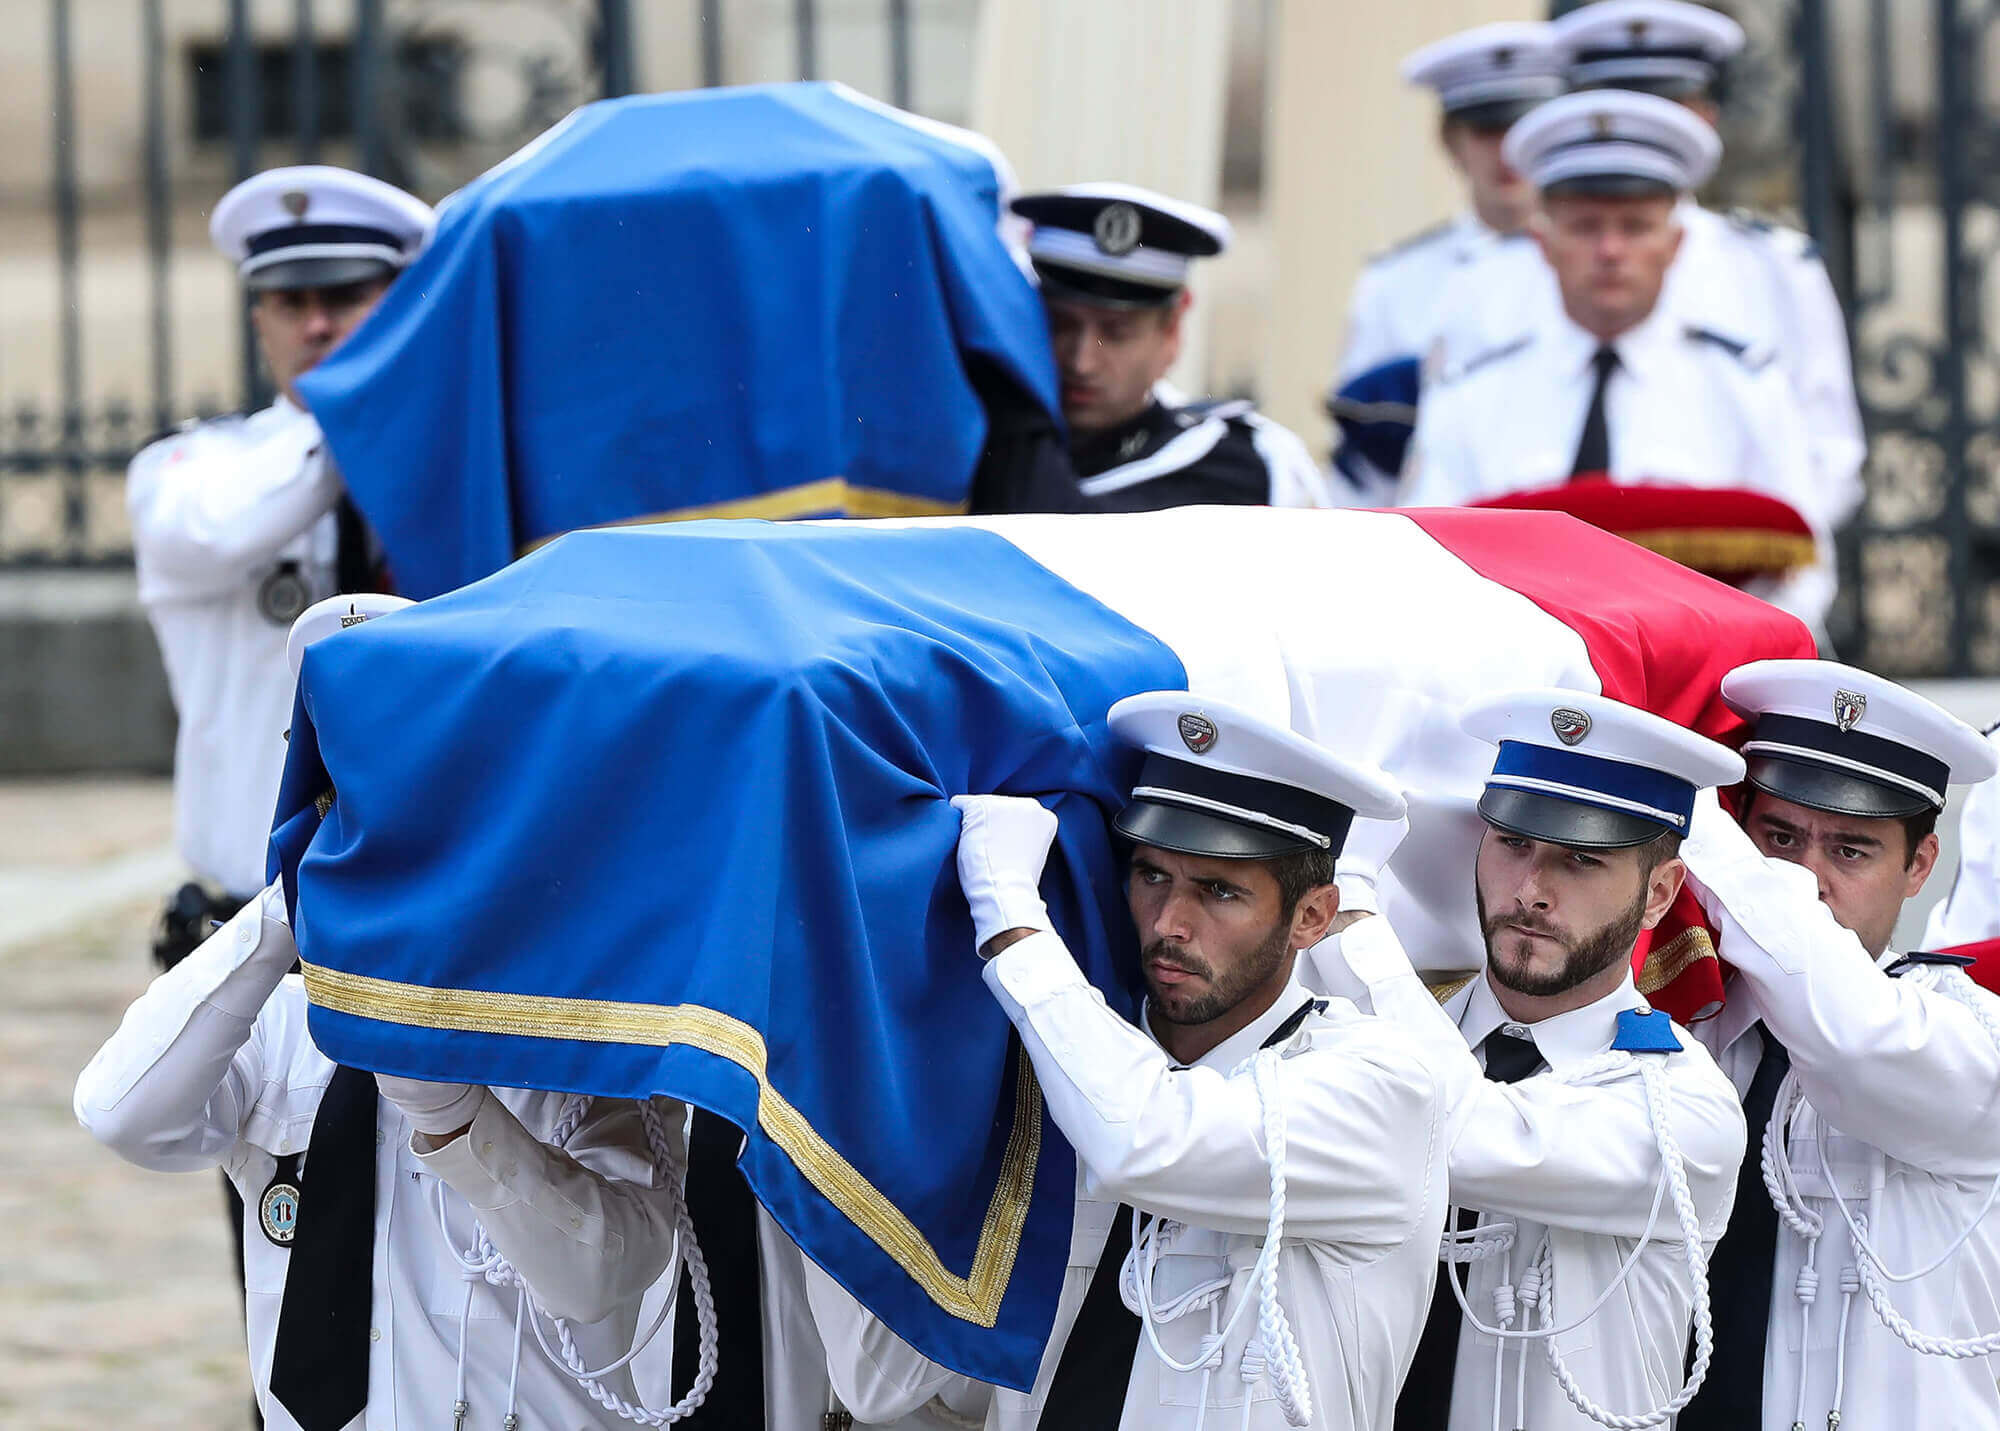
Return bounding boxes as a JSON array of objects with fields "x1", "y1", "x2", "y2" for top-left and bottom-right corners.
[
  {"x1": 950, "y1": 795, "x2": 1059, "y2": 950},
  {"x1": 1333, "y1": 813, "x2": 1411, "y2": 918},
  {"x1": 376, "y1": 1073, "x2": 486, "y2": 1139}
]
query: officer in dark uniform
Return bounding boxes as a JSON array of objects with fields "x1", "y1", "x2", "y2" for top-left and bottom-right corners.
[{"x1": 970, "y1": 184, "x2": 1326, "y2": 513}]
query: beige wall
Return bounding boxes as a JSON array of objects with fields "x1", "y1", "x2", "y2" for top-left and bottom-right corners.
[{"x1": 1258, "y1": 0, "x2": 1538, "y2": 447}]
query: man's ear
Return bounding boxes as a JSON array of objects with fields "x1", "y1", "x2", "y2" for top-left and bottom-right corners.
[
  {"x1": 1528, "y1": 211, "x2": 1552, "y2": 265},
  {"x1": 1903, "y1": 830, "x2": 1942, "y2": 899},
  {"x1": 1291, "y1": 883, "x2": 1341, "y2": 950},
  {"x1": 1640, "y1": 857, "x2": 1686, "y2": 932}
]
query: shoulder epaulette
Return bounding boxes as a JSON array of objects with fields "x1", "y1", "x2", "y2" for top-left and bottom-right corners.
[
  {"x1": 1178, "y1": 396, "x2": 1255, "y2": 424},
  {"x1": 1684, "y1": 324, "x2": 1776, "y2": 372},
  {"x1": 1885, "y1": 951, "x2": 1980, "y2": 978},
  {"x1": 1726, "y1": 206, "x2": 1821, "y2": 263},
  {"x1": 1612, "y1": 1008, "x2": 1682, "y2": 1054},
  {"x1": 1365, "y1": 219, "x2": 1455, "y2": 266},
  {"x1": 1440, "y1": 333, "x2": 1533, "y2": 386}
]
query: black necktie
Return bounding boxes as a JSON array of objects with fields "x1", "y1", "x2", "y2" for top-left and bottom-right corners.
[
  {"x1": 673, "y1": 1109, "x2": 765, "y2": 1428},
  {"x1": 1568, "y1": 346, "x2": 1620, "y2": 479},
  {"x1": 1678, "y1": 1024, "x2": 1792, "y2": 1427},
  {"x1": 334, "y1": 494, "x2": 380, "y2": 595},
  {"x1": 1042, "y1": 1205, "x2": 1140, "y2": 1427},
  {"x1": 268, "y1": 1064, "x2": 378, "y2": 1431},
  {"x1": 1396, "y1": 1029, "x2": 1545, "y2": 1431}
]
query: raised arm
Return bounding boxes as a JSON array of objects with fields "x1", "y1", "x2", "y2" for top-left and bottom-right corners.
[
  {"x1": 1681, "y1": 793, "x2": 2000, "y2": 1177},
  {"x1": 74, "y1": 882, "x2": 296, "y2": 1171}
]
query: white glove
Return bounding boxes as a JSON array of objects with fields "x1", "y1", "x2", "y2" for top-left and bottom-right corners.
[
  {"x1": 950, "y1": 794, "x2": 1059, "y2": 950},
  {"x1": 1677, "y1": 787, "x2": 1773, "y2": 926},
  {"x1": 376, "y1": 1073, "x2": 486, "y2": 1137},
  {"x1": 1333, "y1": 813, "x2": 1411, "y2": 917}
]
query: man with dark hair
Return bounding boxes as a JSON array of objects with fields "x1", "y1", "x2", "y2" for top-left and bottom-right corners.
[
  {"x1": 1315, "y1": 687, "x2": 1746, "y2": 1431},
  {"x1": 979, "y1": 186, "x2": 1328, "y2": 512},
  {"x1": 790, "y1": 691, "x2": 1450, "y2": 1429},
  {"x1": 1679, "y1": 659, "x2": 2000, "y2": 1429}
]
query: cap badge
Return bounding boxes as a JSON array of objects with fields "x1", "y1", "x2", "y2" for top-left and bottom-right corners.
[
  {"x1": 280, "y1": 188, "x2": 311, "y2": 220},
  {"x1": 1627, "y1": 19, "x2": 1650, "y2": 44},
  {"x1": 1093, "y1": 201, "x2": 1143, "y2": 258},
  {"x1": 1177, "y1": 712, "x2": 1219, "y2": 755},
  {"x1": 1492, "y1": 46, "x2": 1515, "y2": 68},
  {"x1": 1551, "y1": 707, "x2": 1592, "y2": 746},
  {"x1": 1834, "y1": 689, "x2": 1867, "y2": 733},
  {"x1": 339, "y1": 602, "x2": 367, "y2": 629},
  {"x1": 1591, "y1": 112, "x2": 1615, "y2": 138}
]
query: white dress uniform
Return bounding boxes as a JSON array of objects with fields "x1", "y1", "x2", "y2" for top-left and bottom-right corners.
[
  {"x1": 1682, "y1": 660, "x2": 2000, "y2": 1431},
  {"x1": 128, "y1": 398, "x2": 342, "y2": 897},
  {"x1": 1925, "y1": 727, "x2": 2000, "y2": 948},
  {"x1": 1339, "y1": 213, "x2": 1508, "y2": 384},
  {"x1": 1308, "y1": 688, "x2": 1748, "y2": 1431},
  {"x1": 1421, "y1": 201, "x2": 1864, "y2": 534},
  {"x1": 131, "y1": 165, "x2": 434, "y2": 901},
  {"x1": 73, "y1": 884, "x2": 686, "y2": 1430}
]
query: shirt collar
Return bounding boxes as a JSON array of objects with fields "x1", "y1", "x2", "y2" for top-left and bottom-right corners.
[
  {"x1": 1149, "y1": 971, "x2": 1318, "y2": 1073},
  {"x1": 1456, "y1": 969, "x2": 1642, "y2": 1070},
  {"x1": 1555, "y1": 297, "x2": 1676, "y2": 381}
]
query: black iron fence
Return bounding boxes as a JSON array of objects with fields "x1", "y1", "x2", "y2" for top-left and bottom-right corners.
[{"x1": 13, "y1": 1, "x2": 2000, "y2": 677}]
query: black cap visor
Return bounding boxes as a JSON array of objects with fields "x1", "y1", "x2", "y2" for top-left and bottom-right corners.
[
  {"x1": 1744, "y1": 754, "x2": 1937, "y2": 820},
  {"x1": 1032, "y1": 260, "x2": 1181, "y2": 311},
  {"x1": 246, "y1": 254, "x2": 401, "y2": 293},
  {"x1": 1542, "y1": 174, "x2": 1681, "y2": 202},
  {"x1": 1114, "y1": 797, "x2": 1316, "y2": 860},
  {"x1": 1478, "y1": 786, "x2": 1669, "y2": 850},
  {"x1": 1445, "y1": 98, "x2": 1542, "y2": 133}
]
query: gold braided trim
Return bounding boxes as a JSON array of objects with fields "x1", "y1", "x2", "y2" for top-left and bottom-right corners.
[
  {"x1": 1620, "y1": 527, "x2": 1818, "y2": 576},
  {"x1": 302, "y1": 961, "x2": 1037, "y2": 1326},
  {"x1": 1635, "y1": 925, "x2": 1718, "y2": 996},
  {"x1": 516, "y1": 479, "x2": 968, "y2": 555},
  {"x1": 1426, "y1": 973, "x2": 1478, "y2": 1005}
]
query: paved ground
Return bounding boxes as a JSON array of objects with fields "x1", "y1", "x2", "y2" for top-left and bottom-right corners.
[{"x1": 1, "y1": 778, "x2": 251, "y2": 1429}]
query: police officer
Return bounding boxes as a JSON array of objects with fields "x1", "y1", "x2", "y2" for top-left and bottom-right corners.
[
  {"x1": 1677, "y1": 660, "x2": 2000, "y2": 1429},
  {"x1": 1430, "y1": 0, "x2": 1865, "y2": 540},
  {"x1": 129, "y1": 165, "x2": 434, "y2": 956},
  {"x1": 1326, "y1": 21, "x2": 1562, "y2": 501},
  {"x1": 1318, "y1": 688, "x2": 1746, "y2": 1430},
  {"x1": 1402, "y1": 91, "x2": 1828, "y2": 623},
  {"x1": 789, "y1": 692, "x2": 1450, "y2": 1429},
  {"x1": 75, "y1": 602, "x2": 692, "y2": 1431},
  {"x1": 997, "y1": 186, "x2": 1329, "y2": 511},
  {"x1": 1922, "y1": 721, "x2": 2000, "y2": 949}
]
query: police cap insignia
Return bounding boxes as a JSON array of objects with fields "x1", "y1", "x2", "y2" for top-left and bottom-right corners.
[
  {"x1": 1178, "y1": 712, "x2": 1219, "y2": 755},
  {"x1": 1093, "y1": 201, "x2": 1143, "y2": 258},
  {"x1": 1627, "y1": 18, "x2": 1650, "y2": 44},
  {"x1": 1551, "y1": 707, "x2": 1592, "y2": 746},
  {"x1": 1834, "y1": 688, "x2": 1867, "y2": 733},
  {"x1": 280, "y1": 188, "x2": 311, "y2": 220},
  {"x1": 1591, "y1": 111, "x2": 1615, "y2": 138}
]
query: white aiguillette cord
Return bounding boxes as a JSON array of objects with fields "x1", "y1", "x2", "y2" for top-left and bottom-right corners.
[
  {"x1": 1439, "y1": 1051, "x2": 1716, "y2": 1431},
  {"x1": 1761, "y1": 967, "x2": 2000, "y2": 1431},
  {"x1": 434, "y1": 1093, "x2": 719, "y2": 1428}
]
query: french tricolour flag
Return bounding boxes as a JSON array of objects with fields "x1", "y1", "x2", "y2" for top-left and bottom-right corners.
[{"x1": 269, "y1": 506, "x2": 1811, "y2": 1392}]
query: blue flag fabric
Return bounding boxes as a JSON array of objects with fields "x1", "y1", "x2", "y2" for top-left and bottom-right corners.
[
  {"x1": 1326, "y1": 355, "x2": 1422, "y2": 485},
  {"x1": 296, "y1": 83, "x2": 1061, "y2": 601},
  {"x1": 268, "y1": 520, "x2": 1184, "y2": 1390}
]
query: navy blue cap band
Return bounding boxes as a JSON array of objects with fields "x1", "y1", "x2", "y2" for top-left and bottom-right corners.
[
  {"x1": 1129, "y1": 751, "x2": 1355, "y2": 853},
  {"x1": 1486, "y1": 741, "x2": 1695, "y2": 831},
  {"x1": 245, "y1": 223, "x2": 403, "y2": 256},
  {"x1": 1744, "y1": 713, "x2": 1950, "y2": 805}
]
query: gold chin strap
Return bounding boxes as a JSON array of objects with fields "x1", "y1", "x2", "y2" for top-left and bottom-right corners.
[{"x1": 1425, "y1": 972, "x2": 1477, "y2": 1005}]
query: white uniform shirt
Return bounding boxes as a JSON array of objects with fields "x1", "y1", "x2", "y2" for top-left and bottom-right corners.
[
  {"x1": 790, "y1": 937, "x2": 1449, "y2": 1430},
  {"x1": 1925, "y1": 729, "x2": 2000, "y2": 948},
  {"x1": 126, "y1": 398, "x2": 343, "y2": 896},
  {"x1": 1402, "y1": 301, "x2": 1815, "y2": 513},
  {"x1": 1319, "y1": 917, "x2": 1746, "y2": 1431},
  {"x1": 1337, "y1": 213, "x2": 1505, "y2": 382},
  {"x1": 73, "y1": 884, "x2": 684, "y2": 1431},
  {"x1": 985, "y1": 931, "x2": 1449, "y2": 1430},
  {"x1": 1683, "y1": 820, "x2": 2000, "y2": 1431},
  {"x1": 1424, "y1": 201, "x2": 1864, "y2": 533}
]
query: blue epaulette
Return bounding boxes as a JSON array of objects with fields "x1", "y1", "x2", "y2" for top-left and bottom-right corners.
[
  {"x1": 1726, "y1": 207, "x2": 1822, "y2": 262},
  {"x1": 1612, "y1": 1008, "x2": 1681, "y2": 1054},
  {"x1": 1885, "y1": 951, "x2": 1980, "y2": 979},
  {"x1": 1366, "y1": 219, "x2": 1455, "y2": 266}
]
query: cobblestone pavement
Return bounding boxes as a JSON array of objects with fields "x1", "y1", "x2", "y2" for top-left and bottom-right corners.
[{"x1": 2, "y1": 779, "x2": 251, "y2": 1430}]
